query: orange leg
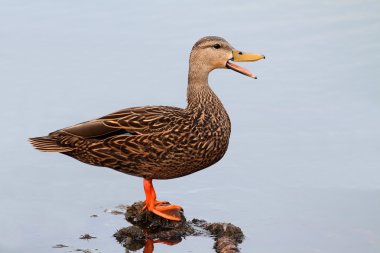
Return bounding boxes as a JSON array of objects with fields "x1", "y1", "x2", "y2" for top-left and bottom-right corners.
[
  {"x1": 148, "y1": 182, "x2": 169, "y2": 206},
  {"x1": 143, "y1": 178, "x2": 182, "y2": 221},
  {"x1": 142, "y1": 179, "x2": 168, "y2": 209}
]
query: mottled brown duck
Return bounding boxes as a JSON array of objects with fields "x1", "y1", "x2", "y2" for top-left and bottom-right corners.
[{"x1": 30, "y1": 36, "x2": 265, "y2": 221}]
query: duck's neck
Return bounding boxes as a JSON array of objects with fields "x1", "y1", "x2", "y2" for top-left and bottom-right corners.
[{"x1": 186, "y1": 64, "x2": 221, "y2": 111}]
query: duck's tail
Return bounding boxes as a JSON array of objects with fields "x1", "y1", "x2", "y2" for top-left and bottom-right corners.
[{"x1": 29, "y1": 136, "x2": 73, "y2": 152}]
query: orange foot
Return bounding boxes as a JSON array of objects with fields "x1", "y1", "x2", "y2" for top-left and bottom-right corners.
[
  {"x1": 142, "y1": 200, "x2": 169, "y2": 210},
  {"x1": 143, "y1": 178, "x2": 183, "y2": 221},
  {"x1": 148, "y1": 203, "x2": 182, "y2": 221}
]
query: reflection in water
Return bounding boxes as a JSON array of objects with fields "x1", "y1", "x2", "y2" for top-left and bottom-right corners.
[
  {"x1": 123, "y1": 238, "x2": 180, "y2": 253},
  {"x1": 114, "y1": 202, "x2": 244, "y2": 252}
]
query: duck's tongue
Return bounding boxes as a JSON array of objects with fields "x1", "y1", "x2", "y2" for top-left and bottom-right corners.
[{"x1": 226, "y1": 61, "x2": 257, "y2": 79}]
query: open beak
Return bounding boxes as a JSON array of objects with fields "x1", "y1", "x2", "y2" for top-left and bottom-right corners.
[{"x1": 226, "y1": 49, "x2": 265, "y2": 79}]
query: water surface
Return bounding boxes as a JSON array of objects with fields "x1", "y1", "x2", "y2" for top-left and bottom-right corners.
[{"x1": 0, "y1": 0, "x2": 379, "y2": 252}]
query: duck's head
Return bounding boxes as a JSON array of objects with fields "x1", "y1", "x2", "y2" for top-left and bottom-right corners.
[{"x1": 190, "y1": 36, "x2": 265, "y2": 79}]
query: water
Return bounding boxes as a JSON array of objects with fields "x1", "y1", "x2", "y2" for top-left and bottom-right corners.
[{"x1": 0, "y1": 0, "x2": 380, "y2": 252}]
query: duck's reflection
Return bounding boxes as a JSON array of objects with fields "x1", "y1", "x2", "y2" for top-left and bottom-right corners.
[{"x1": 115, "y1": 227, "x2": 184, "y2": 252}]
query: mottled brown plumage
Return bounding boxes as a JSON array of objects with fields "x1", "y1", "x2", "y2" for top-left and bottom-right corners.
[{"x1": 30, "y1": 36, "x2": 264, "y2": 220}]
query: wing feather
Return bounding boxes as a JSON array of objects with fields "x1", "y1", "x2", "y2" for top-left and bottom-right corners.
[{"x1": 59, "y1": 106, "x2": 186, "y2": 139}]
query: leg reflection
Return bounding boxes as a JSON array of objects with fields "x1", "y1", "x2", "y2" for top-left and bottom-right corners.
[{"x1": 143, "y1": 238, "x2": 181, "y2": 253}]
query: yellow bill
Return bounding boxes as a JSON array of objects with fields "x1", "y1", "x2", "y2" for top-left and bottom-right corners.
[{"x1": 226, "y1": 49, "x2": 265, "y2": 79}]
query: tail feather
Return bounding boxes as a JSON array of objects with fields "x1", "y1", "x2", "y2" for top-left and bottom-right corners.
[{"x1": 29, "y1": 136, "x2": 73, "y2": 152}]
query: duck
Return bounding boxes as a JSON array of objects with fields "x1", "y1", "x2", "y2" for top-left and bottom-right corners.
[{"x1": 29, "y1": 36, "x2": 265, "y2": 221}]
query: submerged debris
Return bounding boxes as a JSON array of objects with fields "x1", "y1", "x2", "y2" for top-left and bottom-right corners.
[
  {"x1": 52, "y1": 244, "x2": 68, "y2": 248},
  {"x1": 113, "y1": 201, "x2": 244, "y2": 253},
  {"x1": 75, "y1": 249, "x2": 92, "y2": 253},
  {"x1": 192, "y1": 219, "x2": 244, "y2": 253},
  {"x1": 79, "y1": 234, "x2": 97, "y2": 240}
]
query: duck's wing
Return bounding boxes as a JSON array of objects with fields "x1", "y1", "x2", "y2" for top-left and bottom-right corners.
[
  {"x1": 30, "y1": 106, "x2": 187, "y2": 152},
  {"x1": 61, "y1": 106, "x2": 186, "y2": 138}
]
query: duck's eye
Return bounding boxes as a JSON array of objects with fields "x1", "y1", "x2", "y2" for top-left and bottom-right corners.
[{"x1": 213, "y1": 44, "x2": 221, "y2": 49}]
